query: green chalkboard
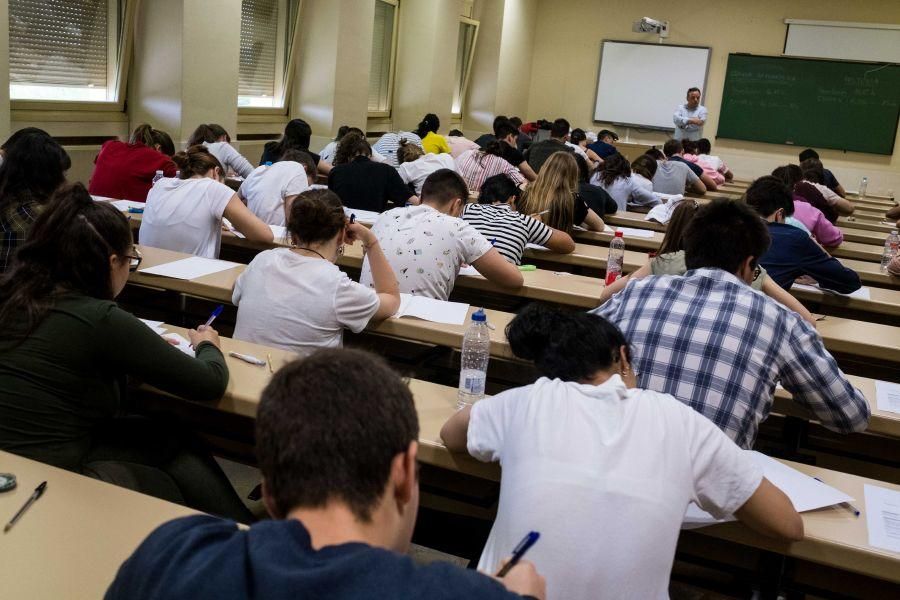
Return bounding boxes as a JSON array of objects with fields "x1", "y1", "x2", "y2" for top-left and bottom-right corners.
[{"x1": 717, "y1": 54, "x2": 900, "y2": 155}]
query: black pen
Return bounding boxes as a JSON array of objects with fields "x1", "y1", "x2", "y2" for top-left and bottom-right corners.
[
  {"x1": 4, "y1": 481, "x2": 47, "y2": 533},
  {"x1": 496, "y1": 531, "x2": 540, "y2": 577}
]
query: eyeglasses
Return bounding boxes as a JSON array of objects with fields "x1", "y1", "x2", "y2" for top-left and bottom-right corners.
[{"x1": 127, "y1": 248, "x2": 143, "y2": 272}]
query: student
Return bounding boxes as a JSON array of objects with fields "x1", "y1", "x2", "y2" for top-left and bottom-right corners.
[
  {"x1": 396, "y1": 140, "x2": 457, "y2": 195},
  {"x1": 772, "y1": 165, "x2": 844, "y2": 247},
  {"x1": 360, "y1": 170, "x2": 523, "y2": 300},
  {"x1": 494, "y1": 120, "x2": 538, "y2": 182},
  {"x1": 652, "y1": 143, "x2": 706, "y2": 196},
  {"x1": 441, "y1": 303, "x2": 802, "y2": 600},
  {"x1": 474, "y1": 115, "x2": 507, "y2": 148},
  {"x1": 233, "y1": 190, "x2": 400, "y2": 355},
  {"x1": 575, "y1": 154, "x2": 618, "y2": 216},
  {"x1": 595, "y1": 153, "x2": 660, "y2": 212},
  {"x1": 800, "y1": 158, "x2": 854, "y2": 217},
  {"x1": 585, "y1": 129, "x2": 619, "y2": 161},
  {"x1": 462, "y1": 174, "x2": 575, "y2": 265},
  {"x1": 509, "y1": 116, "x2": 532, "y2": 152},
  {"x1": 692, "y1": 138, "x2": 733, "y2": 181},
  {"x1": 89, "y1": 123, "x2": 177, "y2": 202},
  {"x1": 680, "y1": 140, "x2": 727, "y2": 187},
  {"x1": 525, "y1": 118, "x2": 575, "y2": 173},
  {"x1": 187, "y1": 124, "x2": 255, "y2": 178},
  {"x1": 372, "y1": 131, "x2": 423, "y2": 167},
  {"x1": 518, "y1": 152, "x2": 606, "y2": 234},
  {"x1": 799, "y1": 148, "x2": 846, "y2": 197},
  {"x1": 593, "y1": 199, "x2": 869, "y2": 449},
  {"x1": 456, "y1": 141, "x2": 527, "y2": 192},
  {"x1": 663, "y1": 139, "x2": 717, "y2": 191},
  {"x1": 629, "y1": 154, "x2": 657, "y2": 191},
  {"x1": 239, "y1": 149, "x2": 311, "y2": 226},
  {"x1": 414, "y1": 113, "x2": 451, "y2": 155},
  {"x1": 259, "y1": 118, "x2": 330, "y2": 175},
  {"x1": 0, "y1": 128, "x2": 71, "y2": 272},
  {"x1": 328, "y1": 132, "x2": 418, "y2": 211},
  {"x1": 320, "y1": 126, "x2": 388, "y2": 165},
  {"x1": 140, "y1": 146, "x2": 273, "y2": 258},
  {"x1": 599, "y1": 201, "x2": 816, "y2": 325},
  {"x1": 446, "y1": 129, "x2": 481, "y2": 158},
  {"x1": 566, "y1": 128, "x2": 600, "y2": 170},
  {"x1": 745, "y1": 176, "x2": 861, "y2": 293},
  {"x1": 107, "y1": 349, "x2": 545, "y2": 600},
  {"x1": 0, "y1": 184, "x2": 250, "y2": 522}
]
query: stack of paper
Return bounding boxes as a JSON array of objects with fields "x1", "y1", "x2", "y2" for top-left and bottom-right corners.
[
  {"x1": 864, "y1": 484, "x2": 900, "y2": 552},
  {"x1": 139, "y1": 256, "x2": 241, "y2": 280},
  {"x1": 394, "y1": 294, "x2": 470, "y2": 325},
  {"x1": 792, "y1": 283, "x2": 871, "y2": 301},
  {"x1": 683, "y1": 452, "x2": 855, "y2": 528},
  {"x1": 223, "y1": 219, "x2": 286, "y2": 243},
  {"x1": 343, "y1": 207, "x2": 381, "y2": 225},
  {"x1": 875, "y1": 380, "x2": 900, "y2": 415}
]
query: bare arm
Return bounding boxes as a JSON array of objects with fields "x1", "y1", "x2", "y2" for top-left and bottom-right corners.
[
  {"x1": 691, "y1": 178, "x2": 707, "y2": 195},
  {"x1": 832, "y1": 196, "x2": 855, "y2": 216},
  {"x1": 472, "y1": 248, "x2": 524, "y2": 289},
  {"x1": 734, "y1": 478, "x2": 804, "y2": 541},
  {"x1": 351, "y1": 224, "x2": 400, "y2": 320},
  {"x1": 517, "y1": 160, "x2": 538, "y2": 182},
  {"x1": 316, "y1": 159, "x2": 332, "y2": 176},
  {"x1": 581, "y1": 208, "x2": 606, "y2": 232},
  {"x1": 886, "y1": 205, "x2": 900, "y2": 219},
  {"x1": 543, "y1": 228, "x2": 575, "y2": 254},
  {"x1": 600, "y1": 261, "x2": 651, "y2": 303},
  {"x1": 440, "y1": 405, "x2": 472, "y2": 452},
  {"x1": 761, "y1": 277, "x2": 816, "y2": 326},
  {"x1": 223, "y1": 195, "x2": 274, "y2": 243},
  {"x1": 699, "y1": 172, "x2": 718, "y2": 192},
  {"x1": 833, "y1": 183, "x2": 847, "y2": 198}
]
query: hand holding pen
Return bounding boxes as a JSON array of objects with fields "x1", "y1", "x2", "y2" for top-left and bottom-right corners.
[{"x1": 493, "y1": 531, "x2": 545, "y2": 599}]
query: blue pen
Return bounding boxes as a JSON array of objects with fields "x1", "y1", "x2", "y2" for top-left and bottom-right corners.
[
  {"x1": 204, "y1": 305, "x2": 224, "y2": 328},
  {"x1": 350, "y1": 214, "x2": 356, "y2": 224},
  {"x1": 496, "y1": 531, "x2": 540, "y2": 577},
  {"x1": 813, "y1": 477, "x2": 860, "y2": 516},
  {"x1": 491, "y1": 238, "x2": 497, "y2": 247}
]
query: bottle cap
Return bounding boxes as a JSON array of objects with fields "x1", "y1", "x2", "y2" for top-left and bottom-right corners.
[
  {"x1": 614, "y1": 230, "x2": 624, "y2": 237},
  {"x1": 471, "y1": 309, "x2": 487, "y2": 322},
  {"x1": 0, "y1": 473, "x2": 16, "y2": 493},
  {"x1": 265, "y1": 161, "x2": 273, "y2": 166}
]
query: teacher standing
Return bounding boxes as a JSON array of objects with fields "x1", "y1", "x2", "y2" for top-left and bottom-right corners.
[{"x1": 673, "y1": 87, "x2": 707, "y2": 141}]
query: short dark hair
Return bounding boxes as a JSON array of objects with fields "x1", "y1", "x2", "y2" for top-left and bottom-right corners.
[
  {"x1": 256, "y1": 349, "x2": 419, "y2": 521},
  {"x1": 697, "y1": 138, "x2": 712, "y2": 154},
  {"x1": 494, "y1": 120, "x2": 519, "y2": 140},
  {"x1": 799, "y1": 148, "x2": 819, "y2": 162},
  {"x1": 448, "y1": 129, "x2": 465, "y2": 137},
  {"x1": 800, "y1": 157, "x2": 825, "y2": 184},
  {"x1": 287, "y1": 188, "x2": 346, "y2": 245},
  {"x1": 687, "y1": 87, "x2": 701, "y2": 96},
  {"x1": 644, "y1": 147, "x2": 665, "y2": 161},
  {"x1": 492, "y1": 115, "x2": 508, "y2": 130},
  {"x1": 550, "y1": 118, "x2": 570, "y2": 138},
  {"x1": 598, "y1": 129, "x2": 618, "y2": 141},
  {"x1": 771, "y1": 164, "x2": 803, "y2": 188},
  {"x1": 479, "y1": 174, "x2": 520, "y2": 204},
  {"x1": 507, "y1": 303, "x2": 630, "y2": 381},
  {"x1": 421, "y1": 169, "x2": 469, "y2": 204},
  {"x1": 683, "y1": 199, "x2": 770, "y2": 273},
  {"x1": 282, "y1": 149, "x2": 317, "y2": 176},
  {"x1": 745, "y1": 175, "x2": 794, "y2": 218},
  {"x1": 569, "y1": 128, "x2": 587, "y2": 145},
  {"x1": 508, "y1": 116, "x2": 523, "y2": 128},
  {"x1": 663, "y1": 138, "x2": 683, "y2": 157},
  {"x1": 682, "y1": 140, "x2": 698, "y2": 154}
]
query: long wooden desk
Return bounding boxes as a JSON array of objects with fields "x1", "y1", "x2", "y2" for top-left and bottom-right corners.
[
  {"x1": 0, "y1": 451, "x2": 197, "y2": 599},
  {"x1": 146, "y1": 328, "x2": 900, "y2": 585}
]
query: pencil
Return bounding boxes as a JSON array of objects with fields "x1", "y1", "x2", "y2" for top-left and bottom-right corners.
[{"x1": 267, "y1": 352, "x2": 274, "y2": 374}]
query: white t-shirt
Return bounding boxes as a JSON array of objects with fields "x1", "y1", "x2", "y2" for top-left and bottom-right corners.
[
  {"x1": 809, "y1": 181, "x2": 842, "y2": 205},
  {"x1": 139, "y1": 177, "x2": 235, "y2": 258},
  {"x1": 239, "y1": 162, "x2": 309, "y2": 226},
  {"x1": 233, "y1": 248, "x2": 379, "y2": 354},
  {"x1": 397, "y1": 153, "x2": 457, "y2": 194},
  {"x1": 203, "y1": 141, "x2": 255, "y2": 178},
  {"x1": 360, "y1": 204, "x2": 493, "y2": 300},
  {"x1": 565, "y1": 141, "x2": 589, "y2": 160},
  {"x1": 469, "y1": 376, "x2": 763, "y2": 600},
  {"x1": 598, "y1": 174, "x2": 660, "y2": 212}
]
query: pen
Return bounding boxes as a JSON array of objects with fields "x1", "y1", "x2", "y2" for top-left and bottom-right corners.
[
  {"x1": 496, "y1": 531, "x2": 540, "y2": 577},
  {"x1": 350, "y1": 214, "x2": 356, "y2": 224},
  {"x1": 267, "y1": 352, "x2": 274, "y2": 374},
  {"x1": 813, "y1": 477, "x2": 860, "y2": 516},
  {"x1": 4, "y1": 481, "x2": 47, "y2": 533},
  {"x1": 204, "y1": 305, "x2": 224, "y2": 328},
  {"x1": 228, "y1": 351, "x2": 266, "y2": 366}
]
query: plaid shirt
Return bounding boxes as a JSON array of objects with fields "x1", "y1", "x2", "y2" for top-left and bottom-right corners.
[
  {"x1": 593, "y1": 268, "x2": 869, "y2": 449},
  {"x1": 0, "y1": 198, "x2": 43, "y2": 273}
]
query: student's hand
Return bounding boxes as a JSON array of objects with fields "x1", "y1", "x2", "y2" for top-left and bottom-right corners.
[
  {"x1": 343, "y1": 222, "x2": 375, "y2": 247},
  {"x1": 189, "y1": 325, "x2": 221, "y2": 349},
  {"x1": 494, "y1": 560, "x2": 546, "y2": 600},
  {"x1": 795, "y1": 275, "x2": 818, "y2": 286}
]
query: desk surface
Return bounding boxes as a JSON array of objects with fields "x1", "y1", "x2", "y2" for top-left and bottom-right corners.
[{"x1": 0, "y1": 451, "x2": 197, "y2": 599}]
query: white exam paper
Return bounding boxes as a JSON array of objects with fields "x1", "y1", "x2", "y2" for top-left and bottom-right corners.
[
  {"x1": 138, "y1": 318, "x2": 167, "y2": 335},
  {"x1": 110, "y1": 199, "x2": 145, "y2": 212},
  {"x1": 864, "y1": 484, "x2": 900, "y2": 553},
  {"x1": 394, "y1": 294, "x2": 470, "y2": 325},
  {"x1": 614, "y1": 227, "x2": 656, "y2": 239},
  {"x1": 139, "y1": 256, "x2": 241, "y2": 280},
  {"x1": 161, "y1": 332, "x2": 196, "y2": 357},
  {"x1": 792, "y1": 283, "x2": 872, "y2": 301},
  {"x1": 458, "y1": 265, "x2": 480, "y2": 277},
  {"x1": 875, "y1": 380, "x2": 900, "y2": 415},
  {"x1": 525, "y1": 243, "x2": 549, "y2": 252},
  {"x1": 343, "y1": 207, "x2": 381, "y2": 225}
]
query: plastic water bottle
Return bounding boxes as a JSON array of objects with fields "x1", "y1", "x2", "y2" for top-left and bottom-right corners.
[
  {"x1": 458, "y1": 309, "x2": 490, "y2": 409},
  {"x1": 859, "y1": 177, "x2": 868, "y2": 199},
  {"x1": 151, "y1": 170, "x2": 164, "y2": 185},
  {"x1": 605, "y1": 231, "x2": 625, "y2": 285},
  {"x1": 881, "y1": 230, "x2": 899, "y2": 272}
]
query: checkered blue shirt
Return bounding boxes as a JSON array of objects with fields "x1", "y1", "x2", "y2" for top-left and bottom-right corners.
[{"x1": 592, "y1": 268, "x2": 869, "y2": 449}]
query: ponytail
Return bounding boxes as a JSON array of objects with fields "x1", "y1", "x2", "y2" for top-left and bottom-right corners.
[
  {"x1": 129, "y1": 123, "x2": 175, "y2": 156},
  {"x1": 172, "y1": 145, "x2": 224, "y2": 179},
  {"x1": 187, "y1": 124, "x2": 217, "y2": 147},
  {"x1": 414, "y1": 113, "x2": 440, "y2": 139}
]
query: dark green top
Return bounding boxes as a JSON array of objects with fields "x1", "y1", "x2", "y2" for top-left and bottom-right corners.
[{"x1": 0, "y1": 294, "x2": 228, "y2": 469}]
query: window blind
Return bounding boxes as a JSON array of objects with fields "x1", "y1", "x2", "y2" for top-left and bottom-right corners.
[
  {"x1": 240, "y1": 0, "x2": 278, "y2": 98},
  {"x1": 368, "y1": 1, "x2": 396, "y2": 113},
  {"x1": 9, "y1": 0, "x2": 109, "y2": 88}
]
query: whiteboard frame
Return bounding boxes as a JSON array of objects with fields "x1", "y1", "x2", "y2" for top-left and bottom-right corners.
[{"x1": 592, "y1": 40, "x2": 712, "y2": 131}]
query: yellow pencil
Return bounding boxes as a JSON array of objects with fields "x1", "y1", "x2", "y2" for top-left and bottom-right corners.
[{"x1": 267, "y1": 352, "x2": 274, "y2": 374}]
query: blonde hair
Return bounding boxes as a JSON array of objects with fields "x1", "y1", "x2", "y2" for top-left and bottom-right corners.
[
  {"x1": 518, "y1": 151, "x2": 579, "y2": 232},
  {"x1": 397, "y1": 140, "x2": 424, "y2": 164}
]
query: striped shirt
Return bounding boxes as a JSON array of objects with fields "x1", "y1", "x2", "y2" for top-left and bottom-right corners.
[
  {"x1": 455, "y1": 149, "x2": 526, "y2": 192},
  {"x1": 461, "y1": 203, "x2": 552, "y2": 265},
  {"x1": 593, "y1": 268, "x2": 869, "y2": 449},
  {"x1": 372, "y1": 132, "x2": 423, "y2": 167}
]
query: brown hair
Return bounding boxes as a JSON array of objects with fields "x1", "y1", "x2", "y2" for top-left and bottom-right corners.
[
  {"x1": 333, "y1": 131, "x2": 371, "y2": 166},
  {"x1": 282, "y1": 149, "x2": 317, "y2": 177},
  {"x1": 171, "y1": 145, "x2": 225, "y2": 179},
  {"x1": 518, "y1": 151, "x2": 579, "y2": 233},
  {"x1": 658, "y1": 200, "x2": 700, "y2": 255},
  {"x1": 129, "y1": 123, "x2": 175, "y2": 156},
  {"x1": 631, "y1": 154, "x2": 658, "y2": 180},
  {"x1": 397, "y1": 139, "x2": 424, "y2": 164},
  {"x1": 287, "y1": 189, "x2": 346, "y2": 246}
]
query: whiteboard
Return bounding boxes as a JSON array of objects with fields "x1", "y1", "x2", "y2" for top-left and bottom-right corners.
[
  {"x1": 593, "y1": 41, "x2": 711, "y2": 130},
  {"x1": 784, "y1": 21, "x2": 900, "y2": 63}
]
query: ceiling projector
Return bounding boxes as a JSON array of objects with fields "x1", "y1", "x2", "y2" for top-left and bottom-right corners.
[{"x1": 633, "y1": 17, "x2": 669, "y2": 38}]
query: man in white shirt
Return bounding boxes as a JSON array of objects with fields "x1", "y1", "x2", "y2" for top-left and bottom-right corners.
[
  {"x1": 360, "y1": 169, "x2": 523, "y2": 300},
  {"x1": 673, "y1": 87, "x2": 707, "y2": 141},
  {"x1": 238, "y1": 150, "x2": 310, "y2": 226}
]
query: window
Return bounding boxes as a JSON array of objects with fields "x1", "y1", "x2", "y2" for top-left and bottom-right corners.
[
  {"x1": 368, "y1": 0, "x2": 399, "y2": 116},
  {"x1": 9, "y1": 0, "x2": 127, "y2": 103},
  {"x1": 239, "y1": 0, "x2": 301, "y2": 108},
  {"x1": 452, "y1": 18, "x2": 479, "y2": 116}
]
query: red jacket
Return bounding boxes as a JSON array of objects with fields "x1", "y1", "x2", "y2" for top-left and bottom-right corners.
[{"x1": 88, "y1": 141, "x2": 177, "y2": 202}]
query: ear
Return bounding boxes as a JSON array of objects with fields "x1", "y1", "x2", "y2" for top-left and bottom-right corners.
[
  {"x1": 738, "y1": 256, "x2": 756, "y2": 284},
  {"x1": 392, "y1": 441, "x2": 418, "y2": 508},
  {"x1": 109, "y1": 254, "x2": 120, "y2": 272},
  {"x1": 260, "y1": 479, "x2": 282, "y2": 519},
  {"x1": 618, "y1": 345, "x2": 632, "y2": 372}
]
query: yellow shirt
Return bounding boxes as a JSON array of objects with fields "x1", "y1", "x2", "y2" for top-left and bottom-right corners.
[{"x1": 421, "y1": 131, "x2": 451, "y2": 155}]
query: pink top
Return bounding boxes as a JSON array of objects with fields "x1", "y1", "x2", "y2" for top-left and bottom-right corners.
[
  {"x1": 792, "y1": 198, "x2": 844, "y2": 247},
  {"x1": 447, "y1": 136, "x2": 481, "y2": 159},
  {"x1": 682, "y1": 154, "x2": 725, "y2": 185}
]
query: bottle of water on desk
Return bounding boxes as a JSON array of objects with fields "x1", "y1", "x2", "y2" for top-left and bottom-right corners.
[
  {"x1": 151, "y1": 170, "x2": 164, "y2": 185},
  {"x1": 859, "y1": 177, "x2": 868, "y2": 199},
  {"x1": 605, "y1": 231, "x2": 625, "y2": 286},
  {"x1": 458, "y1": 309, "x2": 490, "y2": 410},
  {"x1": 881, "y1": 230, "x2": 899, "y2": 272}
]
